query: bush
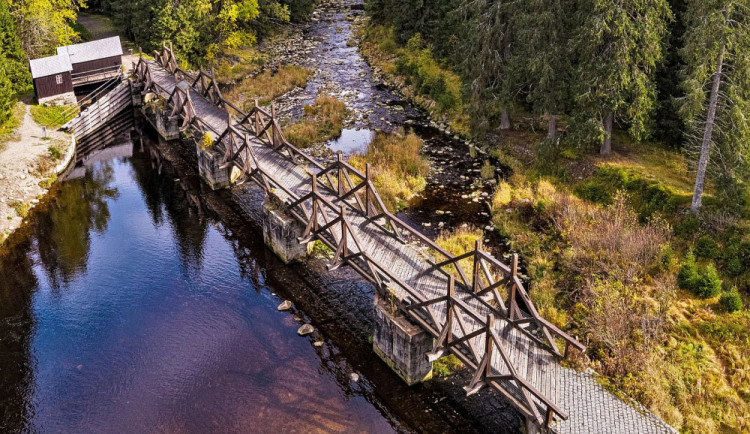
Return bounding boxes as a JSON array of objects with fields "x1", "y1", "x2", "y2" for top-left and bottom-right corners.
[
  {"x1": 677, "y1": 250, "x2": 699, "y2": 292},
  {"x1": 719, "y1": 290, "x2": 743, "y2": 313},
  {"x1": 695, "y1": 235, "x2": 720, "y2": 259},
  {"x1": 694, "y1": 263, "x2": 722, "y2": 299},
  {"x1": 673, "y1": 214, "x2": 701, "y2": 238},
  {"x1": 480, "y1": 160, "x2": 495, "y2": 179}
]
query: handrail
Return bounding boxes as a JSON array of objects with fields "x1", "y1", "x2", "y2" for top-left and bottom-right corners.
[
  {"x1": 135, "y1": 50, "x2": 587, "y2": 428},
  {"x1": 59, "y1": 71, "x2": 124, "y2": 128}
]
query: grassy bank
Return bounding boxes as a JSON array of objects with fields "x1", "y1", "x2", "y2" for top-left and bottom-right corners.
[
  {"x1": 0, "y1": 101, "x2": 25, "y2": 150},
  {"x1": 30, "y1": 104, "x2": 76, "y2": 129},
  {"x1": 349, "y1": 130, "x2": 429, "y2": 212},
  {"x1": 358, "y1": 24, "x2": 469, "y2": 136},
  {"x1": 284, "y1": 96, "x2": 347, "y2": 148},
  {"x1": 224, "y1": 65, "x2": 312, "y2": 110}
]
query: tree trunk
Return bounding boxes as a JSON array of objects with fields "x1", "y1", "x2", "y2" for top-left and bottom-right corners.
[
  {"x1": 500, "y1": 109, "x2": 510, "y2": 130},
  {"x1": 691, "y1": 45, "x2": 725, "y2": 214},
  {"x1": 547, "y1": 113, "x2": 557, "y2": 141},
  {"x1": 600, "y1": 111, "x2": 613, "y2": 155}
]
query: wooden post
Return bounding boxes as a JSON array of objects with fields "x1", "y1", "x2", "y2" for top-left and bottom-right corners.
[
  {"x1": 340, "y1": 205, "x2": 348, "y2": 258},
  {"x1": 473, "y1": 239, "x2": 482, "y2": 293},
  {"x1": 337, "y1": 151, "x2": 344, "y2": 197},
  {"x1": 254, "y1": 99, "x2": 260, "y2": 135},
  {"x1": 446, "y1": 275, "x2": 455, "y2": 344},
  {"x1": 271, "y1": 103, "x2": 277, "y2": 147},
  {"x1": 485, "y1": 314, "x2": 494, "y2": 377},
  {"x1": 312, "y1": 173, "x2": 319, "y2": 233},
  {"x1": 139, "y1": 47, "x2": 142, "y2": 58},
  {"x1": 365, "y1": 163, "x2": 371, "y2": 217},
  {"x1": 510, "y1": 253, "x2": 518, "y2": 321}
]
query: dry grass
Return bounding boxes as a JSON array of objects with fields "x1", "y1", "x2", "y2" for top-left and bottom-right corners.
[
  {"x1": 488, "y1": 171, "x2": 750, "y2": 432},
  {"x1": 435, "y1": 226, "x2": 483, "y2": 278},
  {"x1": 224, "y1": 65, "x2": 312, "y2": 109},
  {"x1": 349, "y1": 130, "x2": 428, "y2": 212},
  {"x1": 284, "y1": 96, "x2": 347, "y2": 148}
]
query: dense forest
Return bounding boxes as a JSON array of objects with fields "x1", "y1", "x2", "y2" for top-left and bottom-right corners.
[{"x1": 1, "y1": 0, "x2": 750, "y2": 431}]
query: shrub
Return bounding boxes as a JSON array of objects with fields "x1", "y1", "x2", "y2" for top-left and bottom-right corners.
[
  {"x1": 30, "y1": 104, "x2": 76, "y2": 128},
  {"x1": 695, "y1": 235, "x2": 720, "y2": 259},
  {"x1": 719, "y1": 290, "x2": 743, "y2": 313},
  {"x1": 677, "y1": 250, "x2": 699, "y2": 292},
  {"x1": 673, "y1": 214, "x2": 701, "y2": 239},
  {"x1": 694, "y1": 263, "x2": 722, "y2": 299}
]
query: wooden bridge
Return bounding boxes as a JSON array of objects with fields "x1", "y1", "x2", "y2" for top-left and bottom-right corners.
[{"x1": 128, "y1": 44, "x2": 676, "y2": 434}]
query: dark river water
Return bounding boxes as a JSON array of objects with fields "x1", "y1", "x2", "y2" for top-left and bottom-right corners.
[{"x1": 0, "y1": 128, "x2": 517, "y2": 433}]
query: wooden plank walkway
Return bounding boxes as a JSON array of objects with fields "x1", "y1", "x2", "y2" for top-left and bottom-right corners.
[{"x1": 131, "y1": 48, "x2": 676, "y2": 434}]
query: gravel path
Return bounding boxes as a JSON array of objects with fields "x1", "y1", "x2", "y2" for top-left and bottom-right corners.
[{"x1": 0, "y1": 103, "x2": 71, "y2": 242}]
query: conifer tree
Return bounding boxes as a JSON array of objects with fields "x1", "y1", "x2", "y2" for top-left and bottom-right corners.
[
  {"x1": 573, "y1": 0, "x2": 672, "y2": 154},
  {"x1": 514, "y1": 0, "x2": 574, "y2": 141},
  {"x1": 680, "y1": 0, "x2": 750, "y2": 213}
]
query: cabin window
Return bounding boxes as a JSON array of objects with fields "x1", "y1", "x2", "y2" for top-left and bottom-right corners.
[{"x1": 55, "y1": 74, "x2": 62, "y2": 85}]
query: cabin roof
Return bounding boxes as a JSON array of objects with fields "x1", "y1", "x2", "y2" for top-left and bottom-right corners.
[
  {"x1": 29, "y1": 54, "x2": 73, "y2": 79},
  {"x1": 56, "y1": 36, "x2": 123, "y2": 65}
]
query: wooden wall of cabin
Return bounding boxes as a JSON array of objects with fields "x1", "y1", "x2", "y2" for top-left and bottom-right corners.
[{"x1": 34, "y1": 72, "x2": 74, "y2": 100}]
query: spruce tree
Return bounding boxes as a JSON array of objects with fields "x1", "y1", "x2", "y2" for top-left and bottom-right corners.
[
  {"x1": 514, "y1": 0, "x2": 574, "y2": 141},
  {"x1": 573, "y1": 0, "x2": 672, "y2": 155},
  {"x1": 680, "y1": 0, "x2": 750, "y2": 213}
]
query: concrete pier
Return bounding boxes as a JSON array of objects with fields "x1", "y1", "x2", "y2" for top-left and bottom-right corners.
[
  {"x1": 372, "y1": 292, "x2": 433, "y2": 385},
  {"x1": 261, "y1": 196, "x2": 312, "y2": 263},
  {"x1": 196, "y1": 143, "x2": 231, "y2": 190}
]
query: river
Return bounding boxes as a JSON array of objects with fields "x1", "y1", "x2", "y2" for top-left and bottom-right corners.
[{"x1": 0, "y1": 0, "x2": 521, "y2": 432}]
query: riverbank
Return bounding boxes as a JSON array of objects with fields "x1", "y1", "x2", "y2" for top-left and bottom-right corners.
[{"x1": 0, "y1": 100, "x2": 74, "y2": 244}]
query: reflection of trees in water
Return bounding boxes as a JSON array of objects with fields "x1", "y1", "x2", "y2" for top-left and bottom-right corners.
[
  {"x1": 0, "y1": 239, "x2": 38, "y2": 431},
  {"x1": 129, "y1": 140, "x2": 209, "y2": 272},
  {"x1": 34, "y1": 163, "x2": 118, "y2": 289}
]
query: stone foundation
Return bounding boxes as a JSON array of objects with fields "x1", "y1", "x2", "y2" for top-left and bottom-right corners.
[
  {"x1": 38, "y1": 91, "x2": 77, "y2": 106},
  {"x1": 154, "y1": 107, "x2": 180, "y2": 140},
  {"x1": 261, "y1": 196, "x2": 312, "y2": 263},
  {"x1": 196, "y1": 143, "x2": 231, "y2": 190},
  {"x1": 372, "y1": 292, "x2": 433, "y2": 385}
]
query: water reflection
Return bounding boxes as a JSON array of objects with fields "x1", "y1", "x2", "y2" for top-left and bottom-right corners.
[
  {"x1": 35, "y1": 162, "x2": 118, "y2": 288},
  {"x1": 0, "y1": 131, "x2": 401, "y2": 433}
]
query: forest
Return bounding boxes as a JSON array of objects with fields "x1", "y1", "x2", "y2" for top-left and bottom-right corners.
[{"x1": 1, "y1": 0, "x2": 750, "y2": 432}]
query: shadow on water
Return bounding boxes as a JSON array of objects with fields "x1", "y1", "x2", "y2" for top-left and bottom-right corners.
[{"x1": 0, "y1": 117, "x2": 518, "y2": 433}]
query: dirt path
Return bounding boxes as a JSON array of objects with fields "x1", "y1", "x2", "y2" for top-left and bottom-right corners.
[{"x1": 0, "y1": 103, "x2": 71, "y2": 242}]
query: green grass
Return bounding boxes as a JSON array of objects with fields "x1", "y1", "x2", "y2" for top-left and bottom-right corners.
[
  {"x1": 432, "y1": 354, "x2": 464, "y2": 377},
  {"x1": 0, "y1": 101, "x2": 25, "y2": 149},
  {"x1": 30, "y1": 104, "x2": 76, "y2": 129},
  {"x1": 284, "y1": 96, "x2": 347, "y2": 148}
]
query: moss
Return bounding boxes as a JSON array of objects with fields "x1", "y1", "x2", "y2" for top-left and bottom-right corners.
[
  {"x1": 9, "y1": 200, "x2": 30, "y2": 218},
  {"x1": 432, "y1": 354, "x2": 464, "y2": 377}
]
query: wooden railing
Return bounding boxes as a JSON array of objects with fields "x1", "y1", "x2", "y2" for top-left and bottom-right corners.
[{"x1": 135, "y1": 47, "x2": 588, "y2": 429}]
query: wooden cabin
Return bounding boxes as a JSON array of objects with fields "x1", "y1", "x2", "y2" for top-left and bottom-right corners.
[
  {"x1": 29, "y1": 36, "x2": 123, "y2": 105},
  {"x1": 58, "y1": 36, "x2": 123, "y2": 86},
  {"x1": 29, "y1": 54, "x2": 75, "y2": 105}
]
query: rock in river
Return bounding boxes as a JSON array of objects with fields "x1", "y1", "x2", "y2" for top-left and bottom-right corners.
[
  {"x1": 277, "y1": 300, "x2": 292, "y2": 311},
  {"x1": 298, "y1": 324, "x2": 315, "y2": 336}
]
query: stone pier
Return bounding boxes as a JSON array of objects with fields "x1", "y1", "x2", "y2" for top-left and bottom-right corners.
[
  {"x1": 261, "y1": 196, "x2": 312, "y2": 264},
  {"x1": 372, "y1": 292, "x2": 433, "y2": 385},
  {"x1": 154, "y1": 108, "x2": 180, "y2": 140},
  {"x1": 196, "y1": 143, "x2": 231, "y2": 190}
]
